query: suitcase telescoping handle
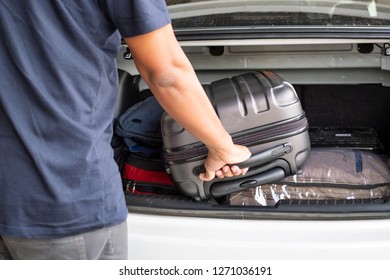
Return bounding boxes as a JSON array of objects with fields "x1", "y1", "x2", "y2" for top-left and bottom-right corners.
[{"x1": 192, "y1": 143, "x2": 292, "y2": 176}]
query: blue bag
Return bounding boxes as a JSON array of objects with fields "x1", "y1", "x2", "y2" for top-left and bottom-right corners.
[{"x1": 115, "y1": 96, "x2": 164, "y2": 157}]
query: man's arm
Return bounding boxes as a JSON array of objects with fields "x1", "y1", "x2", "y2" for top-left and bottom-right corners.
[{"x1": 124, "y1": 24, "x2": 251, "y2": 181}]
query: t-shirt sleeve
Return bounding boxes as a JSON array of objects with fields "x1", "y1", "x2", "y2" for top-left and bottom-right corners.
[{"x1": 99, "y1": 0, "x2": 171, "y2": 37}]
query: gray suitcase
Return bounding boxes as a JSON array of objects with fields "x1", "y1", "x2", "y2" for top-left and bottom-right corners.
[{"x1": 161, "y1": 71, "x2": 311, "y2": 201}]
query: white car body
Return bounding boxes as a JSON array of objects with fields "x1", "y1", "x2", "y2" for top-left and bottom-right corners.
[{"x1": 126, "y1": 213, "x2": 390, "y2": 260}]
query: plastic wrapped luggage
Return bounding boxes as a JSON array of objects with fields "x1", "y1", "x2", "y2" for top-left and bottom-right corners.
[
  {"x1": 229, "y1": 148, "x2": 390, "y2": 206},
  {"x1": 161, "y1": 71, "x2": 311, "y2": 201}
]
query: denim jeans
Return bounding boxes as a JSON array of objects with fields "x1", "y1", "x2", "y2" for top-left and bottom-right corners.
[{"x1": 0, "y1": 221, "x2": 128, "y2": 260}]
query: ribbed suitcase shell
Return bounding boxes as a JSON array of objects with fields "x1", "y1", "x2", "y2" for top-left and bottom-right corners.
[{"x1": 161, "y1": 71, "x2": 311, "y2": 200}]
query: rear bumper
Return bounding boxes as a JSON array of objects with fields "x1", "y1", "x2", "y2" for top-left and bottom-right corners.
[{"x1": 126, "y1": 212, "x2": 390, "y2": 260}]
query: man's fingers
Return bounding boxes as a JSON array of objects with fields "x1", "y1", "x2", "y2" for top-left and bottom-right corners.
[
  {"x1": 241, "y1": 167, "x2": 249, "y2": 176},
  {"x1": 199, "y1": 165, "x2": 249, "y2": 181},
  {"x1": 215, "y1": 170, "x2": 224, "y2": 179},
  {"x1": 199, "y1": 170, "x2": 215, "y2": 181}
]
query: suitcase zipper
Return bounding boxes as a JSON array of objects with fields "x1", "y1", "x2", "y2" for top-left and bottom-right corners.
[{"x1": 164, "y1": 115, "x2": 309, "y2": 163}]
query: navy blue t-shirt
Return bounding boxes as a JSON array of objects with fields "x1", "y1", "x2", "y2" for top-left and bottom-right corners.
[{"x1": 0, "y1": 0, "x2": 170, "y2": 238}]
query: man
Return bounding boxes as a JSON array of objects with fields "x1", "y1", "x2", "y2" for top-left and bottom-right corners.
[{"x1": 0, "y1": 0, "x2": 250, "y2": 259}]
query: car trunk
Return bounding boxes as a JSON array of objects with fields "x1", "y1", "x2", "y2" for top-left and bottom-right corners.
[{"x1": 115, "y1": 41, "x2": 390, "y2": 220}]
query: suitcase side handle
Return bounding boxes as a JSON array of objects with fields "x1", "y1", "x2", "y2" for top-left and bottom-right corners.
[
  {"x1": 209, "y1": 167, "x2": 286, "y2": 198},
  {"x1": 192, "y1": 143, "x2": 292, "y2": 176}
]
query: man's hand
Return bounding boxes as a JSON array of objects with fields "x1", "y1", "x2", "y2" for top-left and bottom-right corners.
[{"x1": 199, "y1": 144, "x2": 251, "y2": 181}]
